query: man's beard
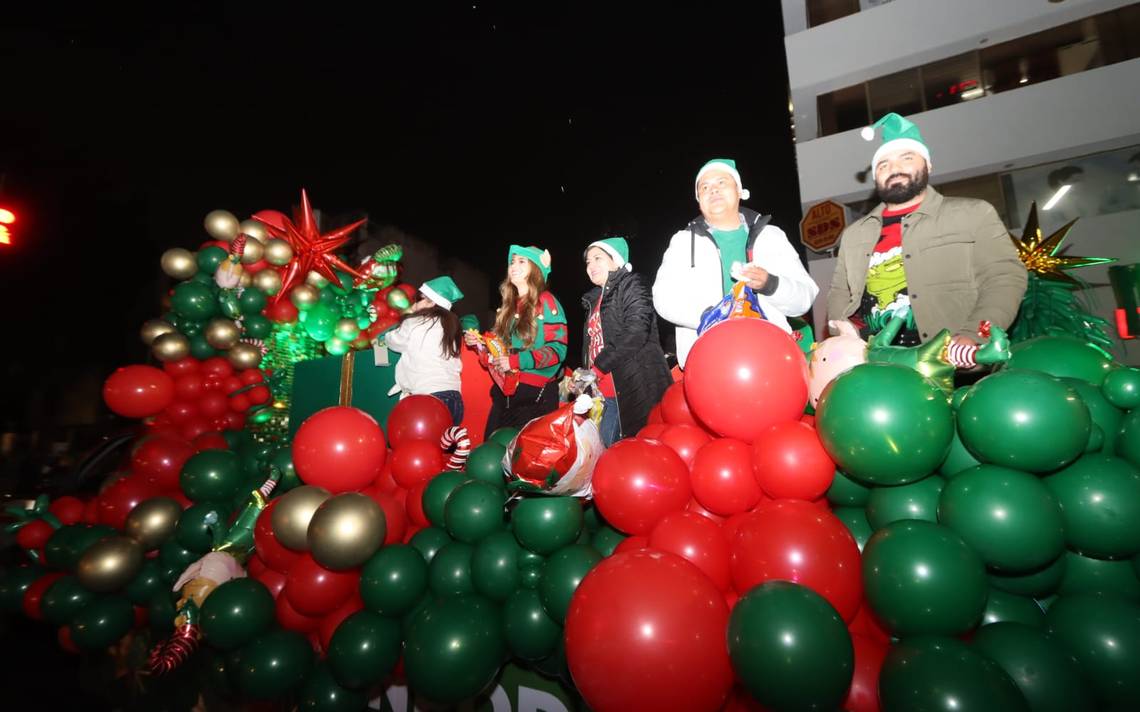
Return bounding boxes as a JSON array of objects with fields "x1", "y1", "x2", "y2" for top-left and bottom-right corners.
[{"x1": 877, "y1": 166, "x2": 929, "y2": 204}]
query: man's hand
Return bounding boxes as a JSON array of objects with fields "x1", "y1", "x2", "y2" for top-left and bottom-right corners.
[{"x1": 740, "y1": 264, "x2": 770, "y2": 291}]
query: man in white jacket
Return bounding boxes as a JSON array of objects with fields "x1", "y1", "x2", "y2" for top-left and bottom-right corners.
[{"x1": 653, "y1": 158, "x2": 819, "y2": 366}]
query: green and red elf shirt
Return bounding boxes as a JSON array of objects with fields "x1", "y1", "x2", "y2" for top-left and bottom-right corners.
[{"x1": 507, "y1": 291, "x2": 569, "y2": 387}]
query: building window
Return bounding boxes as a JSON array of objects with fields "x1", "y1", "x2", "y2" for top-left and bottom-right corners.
[
  {"x1": 922, "y1": 53, "x2": 984, "y2": 110},
  {"x1": 867, "y1": 69, "x2": 924, "y2": 120},
  {"x1": 806, "y1": 0, "x2": 859, "y2": 28},
  {"x1": 817, "y1": 83, "x2": 868, "y2": 137}
]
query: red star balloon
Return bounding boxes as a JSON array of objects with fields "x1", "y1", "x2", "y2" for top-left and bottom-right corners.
[{"x1": 254, "y1": 189, "x2": 366, "y2": 303}]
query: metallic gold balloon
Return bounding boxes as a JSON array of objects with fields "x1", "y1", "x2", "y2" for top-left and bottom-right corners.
[
  {"x1": 204, "y1": 209, "x2": 240, "y2": 242},
  {"x1": 76, "y1": 536, "x2": 144, "y2": 593},
  {"x1": 240, "y1": 236, "x2": 265, "y2": 265},
  {"x1": 271, "y1": 485, "x2": 331, "y2": 551},
  {"x1": 290, "y1": 284, "x2": 320, "y2": 309},
  {"x1": 264, "y1": 238, "x2": 294, "y2": 266},
  {"x1": 306, "y1": 271, "x2": 330, "y2": 288},
  {"x1": 239, "y1": 271, "x2": 252, "y2": 288},
  {"x1": 205, "y1": 318, "x2": 241, "y2": 350},
  {"x1": 140, "y1": 319, "x2": 175, "y2": 346},
  {"x1": 124, "y1": 496, "x2": 183, "y2": 550},
  {"x1": 307, "y1": 493, "x2": 386, "y2": 571},
  {"x1": 239, "y1": 219, "x2": 268, "y2": 243},
  {"x1": 335, "y1": 318, "x2": 361, "y2": 341},
  {"x1": 152, "y1": 332, "x2": 191, "y2": 362},
  {"x1": 161, "y1": 248, "x2": 199, "y2": 280},
  {"x1": 227, "y1": 342, "x2": 262, "y2": 370},
  {"x1": 252, "y1": 269, "x2": 283, "y2": 295}
]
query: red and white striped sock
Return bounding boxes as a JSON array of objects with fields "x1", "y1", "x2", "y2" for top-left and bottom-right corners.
[{"x1": 947, "y1": 342, "x2": 978, "y2": 368}]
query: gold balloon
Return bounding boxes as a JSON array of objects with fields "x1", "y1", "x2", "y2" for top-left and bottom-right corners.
[
  {"x1": 271, "y1": 485, "x2": 331, "y2": 551},
  {"x1": 205, "y1": 318, "x2": 241, "y2": 350},
  {"x1": 204, "y1": 209, "x2": 240, "y2": 242},
  {"x1": 76, "y1": 536, "x2": 144, "y2": 593},
  {"x1": 252, "y1": 269, "x2": 283, "y2": 295},
  {"x1": 306, "y1": 271, "x2": 330, "y2": 288},
  {"x1": 140, "y1": 319, "x2": 175, "y2": 345},
  {"x1": 307, "y1": 493, "x2": 386, "y2": 571},
  {"x1": 161, "y1": 248, "x2": 198, "y2": 280},
  {"x1": 152, "y1": 332, "x2": 191, "y2": 362},
  {"x1": 239, "y1": 271, "x2": 252, "y2": 288},
  {"x1": 290, "y1": 284, "x2": 320, "y2": 309},
  {"x1": 241, "y1": 236, "x2": 265, "y2": 265},
  {"x1": 227, "y1": 342, "x2": 263, "y2": 370},
  {"x1": 239, "y1": 219, "x2": 268, "y2": 242},
  {"x1": 264, "y1": 238, "x2": 294, "y2": 266},
  {"x1": 124, "y1": 496, "x2": 183, "y2": 550}
]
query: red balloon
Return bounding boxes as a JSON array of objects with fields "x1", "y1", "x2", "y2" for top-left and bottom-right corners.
[
  {"x1": 849, "y1": 603, "x2": 891, "y2": 645},
  {"x1": 636, "y1": 423, "x2": 668, "y2": 441},
  {"x1": 239, "y1": 369, "x2": 264, "y2": 386},
  {"x1": 49, "y1": 496, "x2": 86, "y2": 526},
  {"x1": 244, "y1": 258, "x2": 269, "y2": 274},
  {"x1": 284, "y1": 554, "x2": 359, "y2": 617},
  {"x1": 293, "y1": 406, "x2": 388, "y2": 493},
  {"x1": 566, "y1": 551, "x2": 734, "y2": 712},
  {"x1": 373, "y1": 462, "x2": 398, "y2": 495},
  {"x1": 251, "y1": 566, "x2": 287, "y2": 600},
  {"x1": 97, "y1": 476, "x2": 160, "y2": 530},
  {"x1": 659, "y1": 381, "x2": 700, "y2": 427},
  {"x1": 266, "y1": 298, "x2": 299, "y2": 324},
  {"x1": 845, "y1": 634, "x2": 888, "y2": 712},
  {"x1": 82, "y1": 498, "x2": 100, "y2": 525},
  {"x1": 722, "y1": 511, "x2": 751, "y2": 545},
  {"x1": 198, "y1": 392, "x2": 228, "y2": 418},
  {"x1": 276, "y1": 589, "x2": 322, "y2": 633},
  {"x1": 180, "y1": 418, "x2": 211, "y2": 442},
  {"x1": 686, "y1": 498, "x2": 726, "y2": 524},
  {"x1": 221, "y1": 411, "x2": 246, "y2": 431},
  {"x1": 690, "y1": 438, "x2": 763, "y2": 516},
  {"x1": 103, "y1": 365, "x2": 175, "y2": 418},
  {"x1": 658, "y1": 424, "x2": 711, "y2": 468},
  {"x1": 131, "y1": 436, "x2": 195, "y2": 490},
  {"x1": 134, "y1": 606, "x2": 149, "y2": 627},
  {"x1": 731, "y1": 500, "x2": 862, "y2": 621},
  {"x1": 646, "y1": 405, "x2": 664, "y2": 425},
  {"x1": 165, "y1": 400, "x2": 199, "y2": 425},
  {"x1": 192, "y1": 432, "x2": 229, "y2": 452},
  {"x1": 247, "y1": 385, "x2": 271, "y2": 405},
  {"x1": 800, "y1": 413, "x2": 816, "y2": 427},
  {"x1": 724, "y1": 589, "x2": 740, "y2": 612},
  {"x1": 684, "y1": 320, "x2": 808, "y2": 442},
  {"x1": 363, "y1": 489, "x2": 407, "y2": 545},
  {"x1": 319, "y1": 593, "x2": 364, "y2": 650},
  {"x1": 228, "y1": 393, "x2": 251, "y2": 413},
  {"x1": 395, "y1": 283, "x2": 418, "y2": 301},
  {"x1": 163, "y1": 358, "x2": 199, "y2": 377},
  {"x1": 390, "y1": 440, "x2": 445, "y2": 490},
  {"x1": 17, "y1": 520, "x2": 55, "y2": 551},
  {"x1": 201, "y1": 357, "x2": 234, "y2": 378},
  {"x1": 387, "y1": 395, "x2": 452, "y2": 449},
  {"x1": 247, "y1": 554, "x2": 267, "y2": 577},
  {"x1": 252, "y1": 208, "x2": 290, "y2": 231},
  {"x1": 222, "y1": 376, "x2": 243, "y2": 394},
  {"x1": 592, "y1": 438, "x2": 692, "y2": 535},
  {"x1": 255, "y1": 501, "x2": 301, "y2": 573},
  {"x1": 752, "y1": 421, "x2": 835, "y2": 501},
  {"x1": 405, "y1": 480, "x2": 431, "y2": 528},
  {"x1": 612, "y1": 535, "x2": 649, "y2": 555},
  {"x1": 648, "y1": 512, "x2": 731, "y2": 590},
  {"x1": 58, "y1": 625, "x2": 79, "y2": 654},
  {"x1": 173, "y1": 373, "x2": 204, "y2": 402}
]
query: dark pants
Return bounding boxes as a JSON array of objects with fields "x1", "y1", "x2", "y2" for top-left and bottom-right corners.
[
  {"x1": 484, "y1": 382, "x2": 559, "y2": 440},
  {"x1": 430, "y1": 390, "x2": 464, "y2": 426}
]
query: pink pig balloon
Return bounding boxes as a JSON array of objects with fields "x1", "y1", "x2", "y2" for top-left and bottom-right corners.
[{"x1": 808, "y1": 320, "x2": 867, "y2": 408}]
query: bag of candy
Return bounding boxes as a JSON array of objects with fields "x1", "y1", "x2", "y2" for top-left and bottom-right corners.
[
  {"x1": 697, "y1": 280, "x2": 767, "y2": 335},
  {"x1": 465, "y1": 329, "x2": 520, "y2": 396},
  {"x1": 502, "y1": 394, "x2": 601, "y2": 497}
]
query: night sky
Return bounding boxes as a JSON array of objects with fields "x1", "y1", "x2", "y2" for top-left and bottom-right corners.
[{"x1": 0, "y1": 6, "x2": 800, "y2": 430}]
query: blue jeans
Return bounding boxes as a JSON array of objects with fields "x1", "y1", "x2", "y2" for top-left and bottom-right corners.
[
  {"x1": 599, "y1": 397, "x2": 621, "y2": 447},
  {"x1": 430, "y1": 390, "x2": 465, "y2": 426}
]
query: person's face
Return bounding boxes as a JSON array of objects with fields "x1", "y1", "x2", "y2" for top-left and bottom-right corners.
[
  {"x1": 585, "y1": 247, "x2": 617, "y2": 286},
  {"x1": 696, "y1": 169, "x2": 741, "y2": 221},
  {"x1": 508, "y1": 255, "x2": 533, "y2": 288},
  {"x1": 874, "y1": 149, "x2": 930, "y2": 204}
]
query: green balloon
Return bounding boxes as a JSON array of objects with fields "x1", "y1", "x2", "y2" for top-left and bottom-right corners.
[
  {"x1": 938, "y1": 465, "x2": 1065, "y2": 572},
  {"x1": 990, "y1": 554, "x2": 1067, "y2": 598},
  {"x1": 539, "y1": 544, "x2": 602, "y2": 624},
  {"x1": 422, "y1": 471, "x2": 468, "y2": 528},
  {"x1": 1044, "y1": 454, "x2": 1140, "y2": 558},
  {"x1": 531, "y1": 638, "x2": 572, "y2": 685},
  {"x1": 403, "y1": 595, "x2": 506, "y2": 705},
  {"x1": 70, "y1": 594, "x2": 135, "y2": 650},
  {"x1": 826, "y1": 469, "x2": 871, "y2": 507},
  {"x1": 591, "y1": 525, "x2": 627, "y2": 557},
  {"x1": 1116, "y1": 409, "x2": 1140, "y2": 470},
  {"x1": 471, "y1": 530, "x2": 523, "y2": 602},
  {"x1": 327, "y1": 610, "x2": 401, "y2": 690},
  {"x1": 817, "y1": 363, "x2": 954, "y2": 486},
  {"x1": 157, "y1": 540, "x2": 200, "y2": 584},
  {"x1": 124, "y1": 560, "x2": 165, "y2": 606},
  {"x1": 951, "y1": 384, "x2": 971, "y2": 410},
  {"x1": 488, "y1": 427, "x2": 518, "y2": 448},
  {"x1": 197, "y1": 246, "x2": 228, "y2": 274},
  {"x1": 231, "y1": 629, "x2": 314, "y2": 700},
  {"x1": 188, "y1": 332, "x2": 216, "y2": 359},
  {"x1": 880, "y1": 636, "x2": 1029, "y2": 712},
  {"x1": 832, "y1": 507, "x2": 873, "y2": 552},
  {"x1": 180, "y1": 450, "x2": 243, "y2": 503},
  {"x1": 1102, "y1": 367, "x2": 1140, "y2": 410},
  {"x1": 444, "y1": 481, "x2": 506, "y2": 544},
  {"x1": 304, "y1": 303, "x2": 337, "y2": 341},
  {"x1": 296, "y1": 662, "x2": 366, "y2": 712},
  {"x1": 519, "y1": 563, "x2": 544, "y2": 590},
  {"x1": 1062, "y1": 377, "x2": 1123, "y2": 453},
  {"x1": 41, "y1": 576, "x2": 96, "y2": 625},
  {"x1": 973, "y1": 622, "x2": 1094, "y2": 712},
  {"x1": 863, "y1": 520, "x2": 987, "y2": 636},
  {"x1": 45, "y1": 524, "x2": 115, "y2": 571},
  {"x1": 958, "y1": 370, "x2": 1091, "y2": 473},
  {"x1": 200, "y1": 579, "x2": 275, "y2": 650},
  {"x1": 465, "y1": 442, "x2": 507, "y2": 487},
  {"x1": 360, "y1": 544, "x2": 429, "y2": 616},
  {"x1": 0, "y1": 566, "x2": 44, "y2": 612},
  {"x1": 1058, "y1": 551, "x2": 1140, "y2": 601},
  {"x1": 429, "y1": 541, "x2": 476, "y2": 597},
  {"x1": 409, "y1": 526, "x2": 451, "y2": 565},
  {"x1": 1045, "y1": 593, "x2": 1140, "y2": 709},
  {"x1": 267, "y1": 448, "x2": 299, "y2": 492},
  {"x1": 941, "y1": 427, "x2": 982, "y2": 478},
  {"x1": 239, "y1": 288, "x2": 268, "y2": 315},
  {"x1": 171, "y1": 281, "x2": 219, "y2": 320},
  {"x1": 512, "y1": 496, "x2": 584, "y2": 555},
  {"x1": 503, "y1": 588, "x2": 561, "y2": 661},
  {"x1": 982, "y1": 588, "x2": 1046, "y2": 628},
  {"x1": 149, "y1": 591, "x2": 176, "y2": 633},
  {"x1": 175, "y1": 501, "x2": 229, "y2": 553},
  {"x1": 727, "y1": 581, "x2": 854, "y2": 712},
  {"x1": 242, "y1": 313, "x2": 272, "y2": 339},
  {"x1": 866, "y1": 474, "x2": 945, "y2": 530},
  {"x1": 1006, "y1": 335, "x2": 1116, "y2": 386}
]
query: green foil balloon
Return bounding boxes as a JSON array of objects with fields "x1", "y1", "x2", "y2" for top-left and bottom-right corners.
[
  {"x1": 422, "y1": 471, "x2": 468, "y2": 528},
  {"x1": 471, "y1": 530, "x2": 523, "y2": 602},
  {"x1": 832, "y1": 507, "x2": 873, "y2": 552},
  {"x1": 826, "y1": 470, "x2": 871, "y2": 507},
  {"x1": 1102, "y1": 366, "x2": 1140, "y2": 410},
  {"x1": 428, "y1": 541, "x2": 476, "y2": 597},
  {"x1": 503, "y1": 588, "x2": 561, "y2": 661},
  {"x1": 360, "y1": 544, "x2": 429, "y2": 616},
  {"x1": 1045, "y1": 593, "x2": 1140, "y2": 709},
  {"x1": 866, "y1": 474, "x2": 945, "y2": 530},
  {"x1": 1044, "y1": 454, "x2": 1140, "y2": 559},
  {"x1": 297, "y1": 663, "x2": 366, "y2": 712},
  {"x1": 464, "y1": 442, "x2": 507, "y2": 487},
  {"x1": 304, "y1": 303, "x2": 337, "y2": 342},
  {"x1": 488, "y1": 427, "x2": 518, "y2": 448},
  {"x1": 444, "y1": 481, "x2": 506, "y2": 544},
  {"x1": 40, "y1": 576, "x2": 95, "y2": 625},
  {"x1": 512, "y1": 496, "x2": 584, "y2": 555},
  {"x1": 403, "y1": 594, "x2": 506, "y2": 705},
  {"x1": 200, "y1": 578, "x2": 275, "y2": 650},
  {"x1": 1006, "y1": 335, "x2": 1116, "y2": 386},
  {"x1": 981, "y1": 588, "x2": 1046, "y2": 628},
  {"x1": 70, "y1": 594, "x2": 135, "y2": 650},
  {"x1": 327, "y1": 610, "x2": 401, "y2": 690},
  {"x1": 171, "y1": 281, "x2": 219, "y2": 321},
  {"x1": 180, "y1": 450, "x2": 243, "y2": 503},
  {"x1": 990, "y1": 554, "x2": 1067, "y2": 598},
  {"x1": 880, "y1": 636, "x2": 1029, "y2": 712},
  {"x1": 231, "y1": 629, "x2": 314, "y2": 701},
  {"x1": 1062, "y1": 377, "x2": 1123, "y2": 453},
  {"x1": 972, "y1": 622, "x2": 1094, "y2": 712},
  {"x1": 539, "y1": 544, "x2": 602, "y2": 624},
  {"x1": 409, "y1": 526, "x2": 450, "y2": 565},
  {"x1": 1058, "y1": 551, "x2": 1140, "y2": 601}
]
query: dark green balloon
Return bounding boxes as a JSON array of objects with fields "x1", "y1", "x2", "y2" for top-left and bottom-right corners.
[
  {"x1": 941, "y1": 427, "x2": 981, "y2": 478},
  {"x1": 327, "y1": 610, "x2": 401, "y2": 690},
  {"x1": 171, "y1": 281, "x2": 218, "y2": 320},
  {"x1": 0, "y1": 566, "x2": 43, "y2": 611},
  {"x1": 727, "y1": 581, "x2": 854, "y2": 712},
  {"x1": 539, "y1": 544, "x2": 602, "y2": 624},
  {"x1": 200, "y1": 578, "x2": 275, "y2": 650},
  {"x1": 124, "y1": 560, "x2": 165, "y2": 606},
  {"x1": 990, "y1": 554, "x2": 1067, "y2": 598},
  {"x1": 862, "y1": 520, "x2": 987, "y2": 636},
  {"x1": 197, "y1": 246, "x2": 227, "y2": 273},
  {"x1": 973, "y1": 622, "x2": 1094, "y2": 712},
  {"x1": 880, "y1": 636, "x2": 1029, "y2": 712},
  {"x1": 531, "y1": 638, "x2": 572, "y2": 685},
  {"x1": 1006, "y1": 335, "x2": 1116, "y2": 386},
  {"x1": 403, "y1": 595, "x2": 506, "y2": 705},
  {"x1": 267, "y1": 448, "x2": 300, "y2": 492},
  {"x1": 1102, "y1": 366, "x2": 1140, "y2": 410},
  {"x1": 444, "y1": 481, "x2": 506, "y2": 544},
  {"x1": 175, "y1": 501, "x2": 229, "y2": 553},
  {"x1": 958, "y1": 369, "x2": 1091, "y2": 473},
  {"x1": 591, "y1": 525, "x2": 627, "y2": 557},
  {"x1": 938, "y1": 465, "x2": 1065, "y2": 572},
  {"x1": 157, "y1": 540, "x2": 200, "y2": 584},
  {"x1": 422, "y1": 471, "x2": 468, "y2": 528},
  {"x1": 1062, "y1": 377, "x2": 1122, "y2": 453},
  {"x1": 149, "y1": 591, "x2": 176, "y2": 633},
  {"x1": 951, "y1": 384, "x2": 971, "y2": 410},
  {"x1": 429, "y1": 541, "x2": 476, "y2": 597},
  {"x1": 833, "y1": 507, "x2": 873, "y2": 551},
  {"x1": 188, "y1": 332, "x2": 215, "y2": 359},
  {"x1": 512, "y1": 496, "x2": 584, "y2": 555},
  {"x1": 296, "y1": 662, "x2": 366, "y2": 712},
  {"x1": 519, "y1": 563, "x2": 543, "y2": 590},
  {"x1": 982, "y1": 588, "x2": 1046, "y2": 628},
  {"x1": 1045, "y1": 593, "x2": 1140, "y2": 709},
  {"x1": 180, "y1": 450, "x2": 243, "y2": 503},
  {"x1": 239, "y1": 288, "x2": 268, "y2": 315},
  {"x1": 41, "y1": 576, "x2": 96, "y2": 625},
  {"x1": 1044, "y1": 454, "x2": 1140, "y2": 558},
  {"x1": 817, "y1": 363, "x2": 954, "y2": 486},
  {"x1": 1058, "y1": 551, "x2": 1140, "y2": 601},
  {"x1": 242, "y1": 313, "x2": 272, "y2": 339},
  {"x1": 503, "y1": 588, "x2": 561, "y2": 661},
  {"x1": 866, "y1": 473, "x2": 945, "y2": 530},
  {"x1": 1117, "y1": 408, "x2": 1140, "y2": 470},
  {"x1": 471, "y1": 530, "x2": 523, "y2": 602},
  {"x1": 464, "y1": 442, "x2": 507, "y2": 487},
  {"x1": 231, "y1": 629, "x2": 314, "y2": 700},
  {"x1": 360, "y1": 544, "x2": 429, "y2": 616},
  {"x1": 826, "y1": 469, "x2": 871, "y2": 507},
  {"x1": 45, "y1": 524, "x2": 115, "y2": 571},
  {"x1": 488, "y1": 427, "x2": 519, "y2": 448},
  {"x1": 409, "y1": 526, "x2": 451, "y2": 565},
  {"x1": 70, "y1": 594, "x2": 134, "y2": 650},
  {"x1": 400, "y1": 594, "x2": 432, "y2": 640}
]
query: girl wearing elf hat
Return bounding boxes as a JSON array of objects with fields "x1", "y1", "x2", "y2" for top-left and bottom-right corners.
[
  {"x1": 465, "y1": 245, "x2": 568, "y2": 439},
  {"x1": 384, "y1": 276, "x2": 466, "y2": 425},
  {"x1": 581, "y1": 237, "x2": 671, "y2": 446}
]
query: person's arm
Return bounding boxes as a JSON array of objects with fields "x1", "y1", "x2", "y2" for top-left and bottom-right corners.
[
  {"x1": 381, "y1": 318, "x2": 415, "y2": 352},
  {"x1": 959, "y1": 202, "x2": 1028, "y2": 337},
  {"x1": 508, "y1": 295, "x2": 569, "y2": 373},
  {"x1": 652, "y1": 230, "x2": 708, "y2": 329},
  {"x1": 826, "y1": 228, "x2": 856, "y2": 333},
  {"x1": 594, "y1": 274, "x2": 656, "y2": 374},
  {"x1": 748, "y1": 225, "x2": 819, "y2": 317}
]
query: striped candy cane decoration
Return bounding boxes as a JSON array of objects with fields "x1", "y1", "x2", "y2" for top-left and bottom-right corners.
[{"x1": 440, "y1": 426, "x2": 472, "y2": 471}]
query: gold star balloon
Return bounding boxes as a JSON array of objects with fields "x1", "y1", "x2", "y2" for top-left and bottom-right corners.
[{"x1": 1010, "y1": 203, "x2": 1115, "y2": 286}]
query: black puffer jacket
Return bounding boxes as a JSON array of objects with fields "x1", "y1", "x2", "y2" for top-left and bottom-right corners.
[{"x1": 581, "y1": 268, "x2": 673, "y2": 439}]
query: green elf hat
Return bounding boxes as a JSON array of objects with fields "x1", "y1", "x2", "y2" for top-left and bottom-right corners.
[
  {"x1": 583, "y1": 237, "x2": 632, "y2": 272},
  {"x1": 419, "y1": 276, "x2": 463, "y2": 310},
  {"x1": 459, "y1": 314, "x2": 480, "y2": 331},
  {"x1": 862, "y1": 112, "x2": 931, "y2": 169},
  {"x1": 694, "y1": 158, "x2": 750, "y2": 201},
  {"x1": 508, "y1": 244, "x2": 552, "y2": 280}
]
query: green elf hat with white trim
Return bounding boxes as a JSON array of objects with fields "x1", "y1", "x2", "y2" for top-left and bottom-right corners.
[
  {"x1": 419, "y1": 276, "x2": 463, "y2": 310},
  {"x1": 583, "y1": 237, "x2": 632, "y2": 272},
  {"x1": 508, "y1": 244, "x2": 552, "y2": 279},
  {"x1": 862, "y1": 112, "x2": 931, "y2": 169},
  {"x1": 694, "y1": 158, "x2": 750, "y2": 201}
]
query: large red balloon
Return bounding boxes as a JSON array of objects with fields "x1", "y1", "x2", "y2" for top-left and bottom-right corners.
[
  {"x1": 172, "y1": 373, "x2": 204, "y2": 402},
  {"x1": 254, "y1": 500, "x2": 301, "y2": 573},
  {"x1": 276, "y1": 589, "x2": 322, "y2": 632},
  {"x1": 683, "y1": 320, "x2": 808, "y2": 442},
  {"x1": 731, "y1": 500, "x2": 862, "y2": 621},
  {"x1": 48, "y1": 497, "x2": 86, "y2": 526},
  {"x1": 22, "y1": 573, "x2": 65, "y2": 620},
  {"x1": 103, "y1": 365, "x2": 175, "y2": 418},
  {"x1": 319, "y1": 593, "x2": 364, "y2": 650},
  {"x1": 658, "y1": 423, "x2": 711, "y2": 467},
  {"x1": 752, "y1": 421, "x2": 836, "y2": 501},
  {"x1": 284, "y1": 554, "x2": 358, "y2": 617},
  {"x1": 163, "y1": 358, "x2": 199, "y2": 377},
  {"x1": 16, "y1": 520, "x2": 55, "y2": 551},
  {"x1": 363, "y1": 489, "x2": 407, "y2": 545},
  {"x1": 131, "y1": 436, "x2": 195, "y2": 490},
  {"x1": 251, "y1": 566, "x2": 287, "y2": 600},
  {"x1": 690, "y1": 438, "x2": 763, "y2": 516},
  {"x1": 648, "y1": 511, "x2": 731, "y2": 590},
  {"x1": 566, "y1": 550, "x2": 734, "y2": 712},
  {"x1": 592, "y1": 438, "x2": 692, "y2": 535},
  {"x1": 389, "y1": 440, "x2": 445, "y2": 489},
  {"x1": 636, "y1": 423, "x2": 668, "y2": 441},
  {"x1": 405, "y1": 480, "x2": 431, "y2": 528},
  {"x1": 265, "y1": 298, "x2": 299, "y2": 324},
  {"x1": 97, "y1": 476, "x2": 160, "y2": 530},
  {"x1": 659, "y1": 381, "x2": 701, "y2": 427},
  {"x1": 386, "y1": 395, "x2": 452, "y2": 449},
  {"x1": 844, "y1": 633, "x2": 888, "y2": 712},
  {"x1": 293, "y1": 406, "x2": 388, "y2": 493}
]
